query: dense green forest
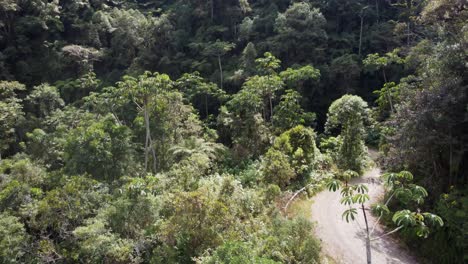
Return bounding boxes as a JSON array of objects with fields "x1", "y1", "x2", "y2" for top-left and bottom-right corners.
[{"x1": 0, "y1": 0, "x2": 466, "y2": 263}]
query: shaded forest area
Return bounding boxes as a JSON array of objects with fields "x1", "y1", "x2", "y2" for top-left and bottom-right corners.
[{"x1": 0, "y1": 0, "x2": 467, "y2": 263}]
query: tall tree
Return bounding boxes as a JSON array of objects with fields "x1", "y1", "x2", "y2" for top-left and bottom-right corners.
[
  {"x1": 326, "y1": 95, "x2": 370, "y2": 174},
  {"x1": 202, "y1": 40, "x2": 235, "y2": 89},
  {"x1": 117, "y1": 71, "x2": 173, "y2": 173},
  {"x1": 0, "y1": 81, "x2": 25, "y2": 160},
  {"x1": 274, "y1": 1, "x2": 328, "y2": 64}
]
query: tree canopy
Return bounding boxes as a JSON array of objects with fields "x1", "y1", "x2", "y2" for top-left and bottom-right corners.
[{"x1": 0, "y1": 0, "x2": 466, "y2": 263}]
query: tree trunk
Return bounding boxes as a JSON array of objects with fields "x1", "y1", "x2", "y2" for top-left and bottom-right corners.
[
  {"x1": 359, "y1": 13, "x2": 364, "y2": 57},
  {"x1": 210, "y1": 0, "x2": 214, "y2": 22},
  {"x1": 449, "y1": 128, "x2": 453, "y2": 185},
  {"x1": 387, "y1": 91, "x2": 394, "y2": 113},
  {"x1": 375, "y1": 0, "x2": 379, "y2": 24},
  {"x1": 362, "y1": 204, "x2": 372, "y2": 264},
  {"x1": 205, "y1": 94, "x2": 209, "y2": 118},
  {"x1": 382, "y1": 70, "x2": 395, "y2": 113},
  {"x1": 407, "y1": 22, "x2": 411, "y2": 47},
  {"x1": 149, "y1": 134, "x2": 157, "y2": 172},
  {"x1": 144, "y1": 104, "x2": 150, "y2": 173},
  {"x1": 218, "y1": 55, "x2": 223, "y2": 89},
  {"x1": 269, "y1": 94, "x2": 273, "y2": 122}
]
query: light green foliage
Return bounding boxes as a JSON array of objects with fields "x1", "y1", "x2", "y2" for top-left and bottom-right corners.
[
  {"x1": 73, "y1": 218, "x2": 140, "y2": 263},
  {"x1": 0, "y1": 212, "x2": 29, "y2": 264},
  {"x1": 64, "y1": 115, "x2": 135, "y2": 181},
  {"x1": 198, "y1": 241, "x2": 279, "y2": 264},
  {"x1": 116, "y1": 71, "x2": 201, "y2": 172},
  {"x1": 23, "y1": 107, "x2": 90, "y2": 168},
  {"x1": 148, "y1": 90, "x2": 205, "y2": 170},
  {"x1": 176, "y1": 71, "x2": 227, "y2": 117},
  {"x1": 273, "y1": 89, "x2": 316, "y2": 133},
  {"x1": 0, "y1": 157, "x2": 46, "y2": 212},
  {"x1": 243, "y1": 74, "x2": 284, "y2": 119},
  {"x1": 73, "y1": 175, "x2": 161, "y2": 262},
  {"x1": 255, "y1": 52, "x2": 281, "y2": 75},
  {"x1": 241, "y1": 42, "x2": 258, "y2": 75},
  {"x1": 167, "y1": 136, "x2": 226, "y2": 189},
  {"x1": 34, "y1": 176, "x2": 108, "y2": 238},
  {"x1": 363, "y1": 48, "x2": 405, "y2": 115},
  {"x1": 118, "y1": 71, "x2": 173, "y2": 106},
  {"x1": 155, "y1": 176, "x2": 260, "y2": 262},
  {"x1": 279, "y1": 65, "x2": 320, "y2": 89},
  {"x1": 326, "y1": 95, "x2": 369, "y2": 174},
  {"x1": 218, "y1": 84, "x2": 269, "y2": 159},
  {"x1": 262, "y1": 148, "x2": 295, "y2": 188},
  {"x1": 26, "y1": 83, "x2": 64, "y2": 118},
  {"x1": 260, "y1": 217, "x2": 321, "y2": 263},
  {"x1": 55, "y1": 72, "x2": 101, "y2": 103},
  {"x1": 363, "y1": 48, "x2": 405, "y2": 72},
  {"x1": 160, "y1": 190, "x2": 233, "y2": 262},
  {"x1": 262, "y1": 125, "x2": 317, "y2": 188},
  {"x1": 0, "y1": 81, "x2": 25, "y2": 157},
  {"x1": 319, "y1": 136, "x2": 342, "y2": 159},
  {"x1": 373, "y1": 81, "x2": 400, "y2": 117}
]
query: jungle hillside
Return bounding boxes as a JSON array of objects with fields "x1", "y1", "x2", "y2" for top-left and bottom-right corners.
[{"x1": 0, "y1": 0, "x2": 466, "y2": 263}]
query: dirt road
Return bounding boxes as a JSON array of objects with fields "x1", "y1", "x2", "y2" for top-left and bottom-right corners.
[{"x1": 311, "y1": 165, "x2": 418, "y2": 264}]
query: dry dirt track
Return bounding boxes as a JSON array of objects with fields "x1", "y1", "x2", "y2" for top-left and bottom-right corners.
[{"x1": 311, "y1": 158, "x2": 418, "y2": 264}]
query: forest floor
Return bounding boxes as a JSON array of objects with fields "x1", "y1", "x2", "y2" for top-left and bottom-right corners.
[{"x1": 311, "y1": 151, "x2": 418, "y2": 264}]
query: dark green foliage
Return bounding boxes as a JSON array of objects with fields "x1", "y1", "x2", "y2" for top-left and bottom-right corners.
[
  {"x1": 64, "y1": 115, "x2": 135, "y2": 181},
  {"x1": 272, "y1": 89, "x2": 316, "y2": 133},
  {"x1": 262, "y1": 125, "x2": 317, "y2": 188}
]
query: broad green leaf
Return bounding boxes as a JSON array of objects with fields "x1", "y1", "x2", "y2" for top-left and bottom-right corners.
[
  {"x1": 342, "y1": 208, "x2": 358, "y2": 223},
  {"x1": 371, "y1": 203, "x2": 390, "y2": 216}
]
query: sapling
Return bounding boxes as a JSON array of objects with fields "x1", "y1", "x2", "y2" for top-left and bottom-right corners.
[{"x1": 326, "y1": 170, "x2": 443, "y2": 264}]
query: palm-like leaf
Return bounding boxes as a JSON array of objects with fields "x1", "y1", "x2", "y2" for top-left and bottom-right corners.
[
  {"x1": 169, "y1": 137, "x2": 225, "y2": 161},
  {"x1": 342, "y1": 170, "x2": 359, "y2": 180},
  {"x1": 392, "y1": 210, "x2": 417, "y2": 227},
  {"x1": 371, "y1": 203, "x2": 390, "y2": 216},
  {"x1": 410, "y1": 185, "x2": 428, "y2": 197},
  {"x1": 353, "y1": 184, "x2": 369, "y2": 194},
  {"x1": 422, "y1": 213, "x2": 444, "y2": 227},
  {"x1": 383, "y1": 172, "x2": 397, "y2": 185},
  {"x1": 326, "y1": 180, "x2": 341, "y2": 192},
  {"x1": 340, "y1": 186, "x2": 352, "y2": 196},
  {"x1": 398, "y1": 170, "x2": 414, "y2": 181},
  {"x1": 340, "y1": 195, "x2": 354, "y2": 205},
  {"x1": 415, "y1": 223, "x2": 430, "y2": 238},
  {"x1": 409, "y1": 184, "x2": 428, "y2": 204},
  {"x1": 394, "y1": 187, "x2": 412, "y2": 202},
  {"x1": 353, "y1": 193, "x2": 370, "y2": 204},
  {"x1": 342, "y1": 208, "x2": 358, "y2": 223}
]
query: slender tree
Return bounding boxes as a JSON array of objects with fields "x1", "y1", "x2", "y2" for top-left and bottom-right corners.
[
  {"x1": 327, "y1": 170, "x2": 443, "y2": 264},
  {"x1": 117, "y1": 71, "x2": 173, "y2": 173},
  {"x1": 325, "y1": 95, "x2": 369, "y2": 174},
  {"x1": 202, "y1": 40, "x2": 235, "y2": 89}
]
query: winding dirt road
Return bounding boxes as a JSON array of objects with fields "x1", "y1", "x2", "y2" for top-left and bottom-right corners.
[{"x1": 311, "y1": 160, "x2": 418, "y2": 263}]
